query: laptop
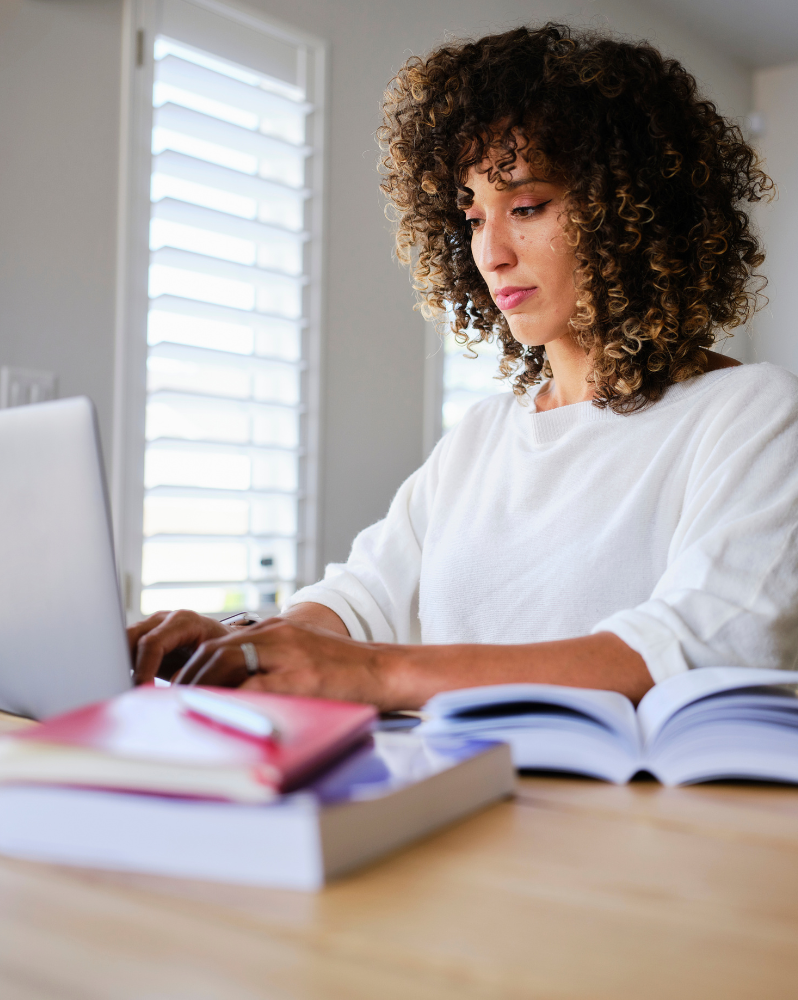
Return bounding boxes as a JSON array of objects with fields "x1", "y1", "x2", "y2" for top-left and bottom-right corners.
[{"x1": 0, "y1": 397, "x2": 132, "y2": 719}]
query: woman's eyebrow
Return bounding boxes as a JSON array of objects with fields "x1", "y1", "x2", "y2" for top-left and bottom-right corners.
[
  {"x1": 504, "y1": 176, "x2": 546, "y2": 190},
  {"x1": 456, "y1": 175, "x2": 546, "y2": 208}
]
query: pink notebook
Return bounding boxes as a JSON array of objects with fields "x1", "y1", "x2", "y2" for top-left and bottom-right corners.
[{"x1": 0, "y1": 687, "x2": 376, "y2": 803}]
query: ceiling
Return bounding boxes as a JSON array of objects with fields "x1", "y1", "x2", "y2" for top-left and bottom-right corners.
[{"x1": 639, "y1": 0, "x2": 798, "y2": 68}]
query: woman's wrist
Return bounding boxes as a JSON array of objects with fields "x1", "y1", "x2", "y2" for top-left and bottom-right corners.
[{"x1": 368, "y1": 642, "x2": 439, "y2": 711}]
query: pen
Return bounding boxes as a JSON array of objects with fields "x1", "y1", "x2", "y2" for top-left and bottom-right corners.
[{"x1": 180, "y1": 689, "x2": 278, "y2": 740}]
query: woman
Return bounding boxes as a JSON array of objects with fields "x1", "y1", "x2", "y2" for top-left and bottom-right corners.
[{"x1": 130, "y1": 25, "x2": 798, "y2": 706}]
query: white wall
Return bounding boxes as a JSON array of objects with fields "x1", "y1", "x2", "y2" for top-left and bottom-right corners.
[
  {"x1": 0, "y1": 0, "x2": 123, "y2": 465},
  {"x1": 0, "y1": 0, "x2": 752, "y2": 571},
  {"x1": 752, "y1": 62, "x2": 798, "y2": 374}
]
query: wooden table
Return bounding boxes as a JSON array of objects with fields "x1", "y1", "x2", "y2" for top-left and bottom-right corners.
[{"x1": 1, "y1": 711, "x2": 797, "y2": 999}]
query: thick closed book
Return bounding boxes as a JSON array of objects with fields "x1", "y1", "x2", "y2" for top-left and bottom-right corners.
[
  {"x1": 0, "y1": 732, "x2": 513, "y2": 889},
  {"x1": 0, "y1": 687, "x2": 376, "y2": 803},
  {"x1": 420, "y1": 668, "x2": 798, "y2": 786}
]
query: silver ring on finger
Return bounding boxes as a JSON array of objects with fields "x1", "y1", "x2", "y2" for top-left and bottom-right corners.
[{"x1": 240, "y1": 642, "x2": 260, "y2": 675}]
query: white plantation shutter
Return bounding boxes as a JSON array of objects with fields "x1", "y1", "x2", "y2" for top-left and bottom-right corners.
[{"x1": 139, "y1": 24, "x2": 318, "y2": 619}]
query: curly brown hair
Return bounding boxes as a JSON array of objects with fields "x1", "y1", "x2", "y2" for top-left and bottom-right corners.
[{"x1": 378, "y1": 24, "x2": 772, "y2": 412}]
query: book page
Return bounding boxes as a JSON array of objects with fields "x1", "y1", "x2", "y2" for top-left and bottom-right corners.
[
  {"x1": 637, "y1": 668, "x2": 798, "y2": 748},
  {"x1": 423, "y1": 684, "x2": 639, "y2": 747}
]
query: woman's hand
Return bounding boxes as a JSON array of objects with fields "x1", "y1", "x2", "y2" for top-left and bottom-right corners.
[
  {"x1": 129, "y1": 608, "x2": 652, "y2": 710},
  {"x1": 171, "y1": 618, "x2": 399, "y2": 709},
  {"x1": 169, "y1": 628, "x2": 651, "y2": 708},
  {"x1": 128, "y1": 610, "x2": 233, "y2": 684}
]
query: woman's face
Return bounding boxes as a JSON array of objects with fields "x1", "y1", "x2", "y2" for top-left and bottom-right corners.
[{"x1": 462, "y1": 158, "x2": 578, "y2": 348}]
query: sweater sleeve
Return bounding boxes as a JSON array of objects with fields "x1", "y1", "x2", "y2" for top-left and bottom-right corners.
[
  {"x1": 592, "y1": 371, "x2": 798, "y2": 684},
  {"x1": 281, "y1": 435, "x2": 449, "y2": 643}
]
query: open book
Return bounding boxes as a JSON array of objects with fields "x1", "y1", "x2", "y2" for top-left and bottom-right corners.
[{"x1": 419, "y1": 668, "x2": 798, "y2": 785}]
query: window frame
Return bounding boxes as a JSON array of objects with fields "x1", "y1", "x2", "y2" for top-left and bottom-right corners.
[{"x1": 113, "y1": 0, "x2": 327, "y2": 621}]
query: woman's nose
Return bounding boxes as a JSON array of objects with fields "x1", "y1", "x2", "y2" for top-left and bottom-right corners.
[{"x1": 473, "y1": 219, "x2": 516, "y2": 274}]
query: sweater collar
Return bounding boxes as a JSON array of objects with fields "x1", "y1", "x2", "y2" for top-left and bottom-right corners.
[{"x1": 517, "y1": 368, "x2": 736, "y2": 445}]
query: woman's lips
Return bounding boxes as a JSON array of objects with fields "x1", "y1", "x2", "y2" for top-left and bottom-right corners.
[{"x1": 495, "y1": 286, "x2": 538, "y2": 311}]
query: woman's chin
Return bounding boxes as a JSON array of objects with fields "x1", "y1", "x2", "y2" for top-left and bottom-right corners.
[{"x1": 505, "y1": 318, "x2": 570, "y2": 350}]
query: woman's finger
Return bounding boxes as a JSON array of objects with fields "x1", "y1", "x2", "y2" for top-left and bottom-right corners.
[
  {"x1": 132, "y1": 611, "x2": 230, "y2": 685},
  {"x1": 172, "y1": 619, "x2": 384, "y2": 704},
  {"x1": 126, "y1": 611, "x2": 168, "y2": 662},
  {"x1": 174, "y1": 619, "x2": 288, "y2": 685},
  {"x1": 175, "y1": 637, "x2": 255, "y2": 687}
]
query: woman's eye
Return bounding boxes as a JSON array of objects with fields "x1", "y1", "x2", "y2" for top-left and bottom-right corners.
[
  {"x1": 512, "y1": 200, "x2": 552, "y2": 218},
  {"x1": 465, "y1": 199, "x2": 552, "y2": 230}
]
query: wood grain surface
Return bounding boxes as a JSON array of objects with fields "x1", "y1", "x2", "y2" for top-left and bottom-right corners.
[{"x1": 1, "y1": 710, "x2": 796, "y2": 999}]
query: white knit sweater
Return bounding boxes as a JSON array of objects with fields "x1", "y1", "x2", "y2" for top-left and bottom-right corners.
[{"x1": 285, "y1": 363, "x2": 798, "y2": 684}]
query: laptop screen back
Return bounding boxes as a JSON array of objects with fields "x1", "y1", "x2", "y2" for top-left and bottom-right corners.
[{"x1": 0, "y1": 397, "x2": 132, "y2": 718}]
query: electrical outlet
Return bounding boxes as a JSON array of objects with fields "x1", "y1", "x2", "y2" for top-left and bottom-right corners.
[{"x1": 0, "y1": 367, "x2": 58, "y2": 408}]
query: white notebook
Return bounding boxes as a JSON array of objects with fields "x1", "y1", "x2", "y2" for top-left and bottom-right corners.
[
  {"x1": 0, "y1": 732, "x2": 512, "y2": 890},
  {"x1": 420, "y1": 668, "x2": 798, "y2": 786}
]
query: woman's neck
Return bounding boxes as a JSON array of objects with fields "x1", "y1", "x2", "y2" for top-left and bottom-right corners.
[
  {"x1": 533, "y1": 339, "x2": 742, "y2": 412},
  {"x1": 534, "y1": 334, "x2": 593, "y2": 411}
]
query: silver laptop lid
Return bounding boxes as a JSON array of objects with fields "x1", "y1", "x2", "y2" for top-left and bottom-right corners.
[{"x1": 0, "y1": 397, "x2": 132, "y2": 718}]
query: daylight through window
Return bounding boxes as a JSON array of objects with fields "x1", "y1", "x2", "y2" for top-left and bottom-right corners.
[
  {"x1": 140, "y1": 36, "x2": 313, "y2": 618},
  {"x1": 442, "y1": 336, "x2": 508, "y2": 433}
]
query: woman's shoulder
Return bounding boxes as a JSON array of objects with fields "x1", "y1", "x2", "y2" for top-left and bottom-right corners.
[
  {"x1": 439, "y1": 389, "x2": 517, "y2": 439},
  {"x1": 718, "y1": 362, "x2": 798, "y2": 409},
  {"x1": 664, "y1": 362, "x2": 798, "y2": 419},
  {"x1": 431, "y1": 390, "x2": 519, "y2": 464},
  {"x1": 720, "y1": 360, "x2": 798, "y2": 391},
  {"x1": 456, "y1": 389, "x2": 519, "y2": 425}
]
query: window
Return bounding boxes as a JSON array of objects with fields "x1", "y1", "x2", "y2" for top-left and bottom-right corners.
[
  {"x1": 423, "y1": 322, "x2": 509, "y2": 455},
  {"x1": 117, "y1": 0, "x2": 325, "y2": 621},
  {"x1": 441, "y1": 335, "x2": 509, "y2": 433}
]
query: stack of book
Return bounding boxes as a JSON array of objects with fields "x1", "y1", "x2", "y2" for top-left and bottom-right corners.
[{"x1": 0, "y1": 687, "x2": 513, "y2": 890}]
